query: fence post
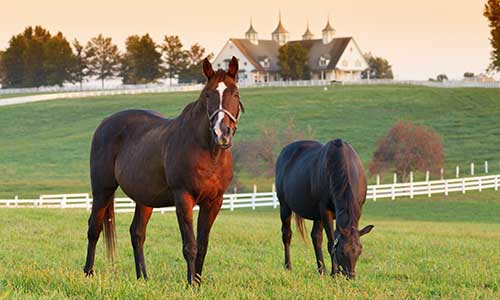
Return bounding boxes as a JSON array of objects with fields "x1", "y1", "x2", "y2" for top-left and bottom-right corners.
[
  {"x1": 86, "y1": 195, "x2": 91, "y2": 211},
  {"x1": 62, "y1": 196, "x2": 66, "y2": 208},
  {"x1": 425, "y1": 171, "x2": 429, "y2": 182},
  {"x1": 479, "y1": 177, "x2": 482, "y2": 192},
  {"x1": 392, "y1": 173, "x2": 396, "y2": 200},
  {"x1": 252, "y1": 184, "x2": 256, "y2": 210},
  {"x1": 272, "y1": 184, "x2": 277, "y2": 208},
  {"x1": 376, "y1": 175, "x2": 380, "y2": 185},
  {"x1": 440, "y1": 168, "x2": 444, "y2": 180},
  {"x1": 462, "y1": 178, "x2": 466, "y2": 194},
  {"x1": 471, "y1": 162, "x2": 474, "y2": 176},
  {"x1": 456, "y1": 166, "x2": 459, "y2": 178},
  {"x1": 485, "y1": 161, "x2": 488, "y2": 174},
  {"x1": 410, "y1": 171, "x2": 414, "y2": 199},
  {"x1": 495, "y1": 175, "x2": 499, "y2": 191},
  {"x1": 373, "y1": 185, "x2": 377, "y2": 202},
  {"x1": 15, "y1": 195, "x2": 18, "y2": 207},
  {"x1": 444, "y1": 180, "x2": 448, "y2": 196},
  {"x1": 231, "y1": 187, "x2": 236, "y2": 211}
]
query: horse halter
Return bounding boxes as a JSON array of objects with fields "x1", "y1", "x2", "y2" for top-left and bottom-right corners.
[
  {"x1": 207, "y1": 103, "x2": 240, "y2": 125},
  {"x1": 207, "y1": 82, "x2": 243, "y2": 130}
]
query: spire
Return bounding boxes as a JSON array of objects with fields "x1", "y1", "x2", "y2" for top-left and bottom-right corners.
[
  {"x1": 322, "y1": 15, "x2": 336, "y2": 44},
  {"x1": 302, "y1": 19, "x2": 314, "y2": 40},
  {"x1": 245, "y1": 17, "x2": 258, "y2": 45},
  {"x1": 272, "y1": 11, "x2": 289, "y2": 45}
]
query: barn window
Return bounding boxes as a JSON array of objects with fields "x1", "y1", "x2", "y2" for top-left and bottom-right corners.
[{"x1": 318, "y1": 55, "x2": 330, "y2": 67}]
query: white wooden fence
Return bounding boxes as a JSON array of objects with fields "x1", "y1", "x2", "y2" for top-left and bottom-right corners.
[{"x1": 0, "y1": 174, "x2": 498, "y2": 213}]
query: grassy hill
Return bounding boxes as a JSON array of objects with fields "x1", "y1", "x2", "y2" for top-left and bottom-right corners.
[{"x1": 0, "y1": 85, "x2": 499, "y2": 197}]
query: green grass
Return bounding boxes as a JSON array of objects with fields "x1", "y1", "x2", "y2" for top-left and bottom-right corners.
[
  {"x1": 0, "y1": 85, "x2": 500, "y2": 197},
  {"x1": 0, "y1": 190, "x2": 499, "y2": 299}
]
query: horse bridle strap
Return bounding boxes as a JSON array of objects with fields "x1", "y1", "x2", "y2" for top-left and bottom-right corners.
[{"x1": 208, "y1": 107, "x2": 239, "y2": 124}]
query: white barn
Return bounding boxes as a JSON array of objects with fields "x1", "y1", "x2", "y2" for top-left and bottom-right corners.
[{"x1": 212, "y1": 17, "x2": 369, "y2": 84}]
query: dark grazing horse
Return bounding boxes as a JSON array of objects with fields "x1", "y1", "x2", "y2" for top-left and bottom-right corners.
[
  {"x1": 83, "y1": 56, "x2": 244, "y2": 285},
  {"x1": 275, "y1": 139, "x2": 374, "y2": 279}
]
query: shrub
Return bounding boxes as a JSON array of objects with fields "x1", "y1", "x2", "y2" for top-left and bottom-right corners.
[{"x1": 369, "y1": 121, "x2": 444, "y2": 182}]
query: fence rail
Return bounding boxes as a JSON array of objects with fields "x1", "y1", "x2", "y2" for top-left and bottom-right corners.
[
  {"x1": 2, "y1": 79, "x2": 500, "y2": 107},
  {"x1": 1, "y1": 174, "x2": 498, "y2": 213}
]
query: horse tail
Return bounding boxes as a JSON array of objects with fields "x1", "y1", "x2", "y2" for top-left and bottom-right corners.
[
  {"x1": 329, "y1": 139, "x2": 362, "y2": 226},
  {"x1": 103, "y1": 194, "x2": 116, "y2": 264},
  {"x1": 294, "y1": 213, "x2": 308, "y2": 242}
]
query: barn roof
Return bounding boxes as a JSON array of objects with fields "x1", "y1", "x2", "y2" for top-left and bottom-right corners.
[{"x1": 230, "y1": 37, "x2": 353, "y2": 72}]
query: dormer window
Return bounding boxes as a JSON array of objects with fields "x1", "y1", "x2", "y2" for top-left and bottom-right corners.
[
  {"x1": 260, "y1": 57, "x2": 270, "y2": 68},
  {"x1": 318, "y1": 55, "x2": 330, "y2": 67}
]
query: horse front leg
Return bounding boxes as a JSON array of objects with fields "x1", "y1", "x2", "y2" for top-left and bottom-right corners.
[
  {"x1": 194, "y1": 197, "x2": 223, "y2": 285},
  {"x1": 320, "y1": 208, "x2": 337, "y2": 276},
  {"x1": 311, "y1": 220, "x2": 325, "y2": 275},
  {"x1": 174, "y1": 191, "x2": 197, "y2": 285}
]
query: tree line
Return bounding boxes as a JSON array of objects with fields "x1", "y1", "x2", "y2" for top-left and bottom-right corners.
[{"x1": 0, "y1": 26, "x2": 212, "y2": 89}]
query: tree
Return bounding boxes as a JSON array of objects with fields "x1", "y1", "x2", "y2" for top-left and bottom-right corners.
[
  {"x1": 369, "y1": 121, "x2": 444, "y2": 182},
  {"x1": 278, "y1": 42, "x2": 310, "y2": 80},
  {"x1": 43, "y1": 32, "x2": 75, "y2": 86},
  {"x1": 178, "y1": 43, "x2": 213, "y2": 84},
  {"x1": 436, "y1": 74, "x2": 448, "y2": 82},
  {"x1": 0, "y1": 26, "x2": 74, "y2": 88},
  {"x1": 484, "y1": 0, "x2": 500, "y2": 72},
  {"x1": 86, "y1": 34, "x2": 120, "y2": 88},
  {"x1": 162, "y1": 35, "x2": 187, "y2": 85},
  {"x1": 361, "y1": 53, "x2": 394, "y2": 79},
  {"x1": 71, "y1": 39, "x2": 91, "y2": 89},
  {"x1": 120, "y1": 34, "x2": 163, "y2": 84},
  {"x1": 463, "y1": 72, "x2": 475, "y2": 78}
]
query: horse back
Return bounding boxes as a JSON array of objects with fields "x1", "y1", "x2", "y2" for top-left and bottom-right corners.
[
  {"x1": 90, "y1": 109, "x2": 174, "y2": 205},
  {"x1": 275, "y1": 140, "x2": 327, "y2": 220}
]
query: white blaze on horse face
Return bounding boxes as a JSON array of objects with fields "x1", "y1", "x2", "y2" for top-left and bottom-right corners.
[{"x1": 214, "y1": 82, "x2": 227, "y2": 138}]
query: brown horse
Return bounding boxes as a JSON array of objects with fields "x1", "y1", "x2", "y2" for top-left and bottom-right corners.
[
  {"x1": 275, "y1": 139, "x2": 374, "y2": 279},
  {"x1": 83, "y1": 56, "x2": 244, "y2": 285}
]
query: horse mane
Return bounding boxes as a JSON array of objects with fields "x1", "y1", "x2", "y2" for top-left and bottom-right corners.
[{"x1": 327, "y1": 139, "x2": 361, "y2": 230}]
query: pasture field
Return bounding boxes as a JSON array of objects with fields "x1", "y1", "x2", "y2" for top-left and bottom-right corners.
[
  {"x1": 0, "y1": 85, "x2": 500, "y2": 197},
  {"x1": 0, "y1": 190, "x2": 499, "y2": 299}
]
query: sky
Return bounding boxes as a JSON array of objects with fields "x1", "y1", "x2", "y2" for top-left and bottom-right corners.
[{"x1": 0, "y1": 0, "x2": 493, "y2": 80}]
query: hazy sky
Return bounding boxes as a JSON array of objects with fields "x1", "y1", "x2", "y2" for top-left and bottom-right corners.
[{"x1": 0, "y1": 0, "x2": 492, "y2": 80}]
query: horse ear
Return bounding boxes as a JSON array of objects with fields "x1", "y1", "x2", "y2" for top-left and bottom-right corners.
[
  {"x1": 203, "y1": 58, "x2": 215, "y2": 79},
  {"x1": 227, "y1": 56, "x2": 239, "y2": 79},
  {"x1": 359, "y1": 225, "x2": 374, "y2": 236}
]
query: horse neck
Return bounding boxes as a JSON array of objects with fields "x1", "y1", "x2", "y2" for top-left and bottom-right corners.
[
  {"x1": 178, "y1": 96, "x2": 217, "y2": 152},
  {"x1": 324, "y1": 143, "x2": 361, "y2": 230}
]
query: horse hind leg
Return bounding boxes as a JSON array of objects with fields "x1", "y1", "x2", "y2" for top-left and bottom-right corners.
[
  {"x1": 280, "y1": 203, "x2": 293, "y2": 270},
  {"x1": 83, "y1": 188, "x2": 117, "y2": 276},
  {"x1": 130, "y1": 204, "x2": 153, "y2": 280},
  {"x1": 311, "y1": 220, "x2": 325, "y2": 275}
]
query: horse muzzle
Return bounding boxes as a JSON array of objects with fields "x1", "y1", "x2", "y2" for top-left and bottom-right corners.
[{"x1": 212, "y1": 131, "x2": 232, "y2": 149}]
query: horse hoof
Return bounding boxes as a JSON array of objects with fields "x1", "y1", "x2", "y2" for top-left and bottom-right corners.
[{"x1": 83, "y1": 267, "x2": 94, "y2": 277}]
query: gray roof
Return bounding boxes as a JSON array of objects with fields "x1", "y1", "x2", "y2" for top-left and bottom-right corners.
[
  {"x1": 231, "y1": 37, "x2": 353, "y2": 72},
  {"x1": 323, "y1": 20, "x2": 335, "y2": 32},
  {"x1": 290, "y1": 38, "x2": 351, "y2": 70},
  {"x1": 230, "y1": 38, "x2": 281, "y2": 72},
  {"x1": 272, "y1": 20, "x2": 289, "y2": 34},
  {"x1": 246, "y1": 24, "x2": 258, "y2": 35}
]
